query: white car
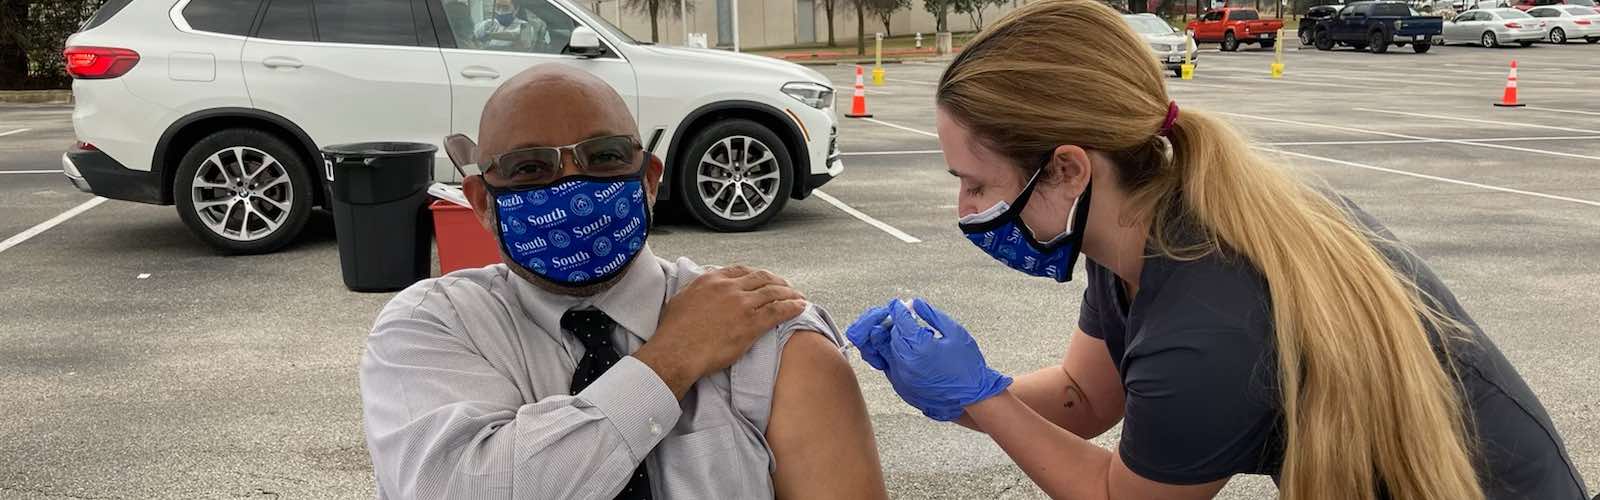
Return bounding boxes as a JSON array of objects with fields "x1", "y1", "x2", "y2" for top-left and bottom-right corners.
[
  {"x1": 1123, "y1": 13, "x2": 1198, "y2": 78},
  {"x1": 1528, "y1": 5, "x2": 1600, "y2": 43},
  {"x1": 1443, "y1": 8, "x2": 1548, "y2": 45},
  {"x1": 62, "y1": 0, "x2": 842, "y2": 253}
]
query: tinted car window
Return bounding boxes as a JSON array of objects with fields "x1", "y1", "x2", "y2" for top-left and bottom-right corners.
[
  {"x1": 1231, "y1": 9, "x2": 1260, "y2": 19},
  {"x1": 258, "y1": 0, "x2": 315, "y2": 41},
  {"x1": 315, "y1": 0, "x2": 419, "y2": 46},
  {"x1": 1568, "y1": 5, "x2": 1595, "y2": 13},
  {"x1": 1373, "y1": 3, "x2": 1411, "y2": 15},
  {"x1": 184, "y1": 0, "x2": 264, "y2": 36},
  {"x1": 1501, "y1": 8, "x2": 1534, "y2": 17},
  {"x1": 1528, "y1": 7, "x2": 1555, "y2": 15},
  {"x1": 82, "y1": 0, "x2": 134, "y2": 30},
  {"x1": 1569, "y1": 0, "x2": 1595, "y2": 7}
]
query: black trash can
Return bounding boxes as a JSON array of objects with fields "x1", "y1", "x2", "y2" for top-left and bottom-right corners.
[{"x1": 321, "y1": 142, "x2": 437, "y2": 292}]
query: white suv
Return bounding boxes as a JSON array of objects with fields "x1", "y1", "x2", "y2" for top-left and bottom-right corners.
[{"x1": 62, "y1": 0, "x2": 842, "y2": 254}]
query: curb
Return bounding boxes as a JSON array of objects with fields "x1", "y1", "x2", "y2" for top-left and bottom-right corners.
[{"x1": 0, "y1": 90, "x2": 73, "y2": 104}]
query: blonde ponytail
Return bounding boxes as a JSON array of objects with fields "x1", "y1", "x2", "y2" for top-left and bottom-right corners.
[{"x1": 938, "y1": 2, "x2": 1483, "y2": 499}]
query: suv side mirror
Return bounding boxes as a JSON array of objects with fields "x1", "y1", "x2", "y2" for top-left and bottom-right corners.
[{"x1": 567, "y1": 26, "x2": 605, "y2": 58}]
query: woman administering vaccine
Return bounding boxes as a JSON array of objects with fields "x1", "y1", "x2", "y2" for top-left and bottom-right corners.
[{"x1": 848, "y1": 1, "x2": 1589, "y2": 499}]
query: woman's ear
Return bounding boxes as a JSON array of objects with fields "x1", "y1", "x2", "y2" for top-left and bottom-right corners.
[{"x1": 1047, "y1": 144, "x2": 1092, "y2": 195}]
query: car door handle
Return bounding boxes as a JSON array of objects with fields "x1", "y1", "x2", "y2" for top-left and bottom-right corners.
[
  {"x1": 460, "y1": 67, "x2": 500, "y2": 80},
  {"x1": 262, "y1": 56, "x2": 303, "y2": 69}
]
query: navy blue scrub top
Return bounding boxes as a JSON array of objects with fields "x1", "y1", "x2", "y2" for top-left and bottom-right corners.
[{"x1": 1077, "y1": 201, "x2": 1589, "y2": 499}]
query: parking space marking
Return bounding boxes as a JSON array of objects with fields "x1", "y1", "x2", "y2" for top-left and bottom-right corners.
[
  {"x1": 1263, "y1": 135, "x2": 1600, "y2": 147},
  {"x1": 0, "y1": 196, "x2": 107, "y2": 254},
  {"x1": 0, "y1": 170, "x2": 60, "y2": 175},
  {"x1": 862, "y1": 118, "x2": 939, "y2": 138},
  {"x1": 1260, "y1": 148, "x2": 1600, "y2": 209},
  {"x1": 886, "y1": 78, "x2": 938, "y2": 86},
  {"x1": 1200, "y1": 74, "x2": 1369, "y2": 90},
  {"x1": 1222, "y1": 112, "x2": 1600, "y2": 162},
  {"x1": 841, "y1": 150, "x2": 943, "y2": 156},
  {"x1": 1166, "y1": 80, "x2": 1237, "y2": 90},
  {"x1": 1354, "y1": 108, "x2": 1600, "y2": 134},
  {"x1": 0, "y1": 128, "x2": 31, "y2": 138},
  {"x1": 811, "y1": 190, "x2": 923, "y2": 243},
  {"x1": 1524, "y1": 106, "x2": 1600, "y2": 117}
]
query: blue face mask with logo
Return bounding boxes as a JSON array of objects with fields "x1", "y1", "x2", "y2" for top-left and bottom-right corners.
[
  {"x1": 486, "y1": 171, "x2": 650, "y2": 288},
  {"x1": 957, "y1": 167, "x2": 1092, "y2": 283}
]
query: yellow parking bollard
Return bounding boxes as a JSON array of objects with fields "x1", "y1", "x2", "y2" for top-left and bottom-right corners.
[
  {"x1": 1270, "y1": 28, "x2": 1285, "y2": 79},
  {"x1": 872, "y1": 33, "x2": 886, "y2": 86},
  {"x1": 1181, "y1": 30, "x2": 1195, "y2": 80}
]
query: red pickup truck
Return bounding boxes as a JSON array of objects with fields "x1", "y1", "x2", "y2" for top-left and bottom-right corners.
[{"x1": 1186, "y1": 8, "x2": 1286, "y2": 51}]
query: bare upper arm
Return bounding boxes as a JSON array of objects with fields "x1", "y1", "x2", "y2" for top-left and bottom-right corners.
[
  {"x1": 1109, "y1": 452, "x2": 1229, "y2": 500},
  {"x1": 1063, "y1": 328, "x2": 1126, "y2": 428},
  {"x1": 766, "y1": 330, "x2": 887, "y2": 500}
]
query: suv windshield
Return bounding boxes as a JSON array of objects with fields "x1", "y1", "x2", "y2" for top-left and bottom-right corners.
[
  {"x1": 1125, "y1": 16, "x2": 1176, "y2": 34},
  {"x1": 573, "y1": 5, "x2": 640, "y2": 45},
  {"x1": 1231, "y1": 9, "x2": 1260, "y2": 19}
]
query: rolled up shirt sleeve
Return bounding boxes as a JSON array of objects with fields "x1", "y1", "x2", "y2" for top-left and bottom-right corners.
[{"x1": 360, "y1": 279, "x2": 682, "y2": 499}]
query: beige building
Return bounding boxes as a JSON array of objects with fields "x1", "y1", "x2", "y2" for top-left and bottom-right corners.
[{"x1": 578, "y1": 0, "x2": 1022, "y2": 49}]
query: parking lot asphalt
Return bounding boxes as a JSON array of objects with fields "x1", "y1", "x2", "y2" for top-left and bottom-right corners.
[{"x1": 3, "y1": 41, "x2": 1599, "y2": 499}]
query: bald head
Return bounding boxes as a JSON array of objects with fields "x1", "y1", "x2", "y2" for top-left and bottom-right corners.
[{"x1": 476, "y1": 64, "x2": 637, "y2": 168}]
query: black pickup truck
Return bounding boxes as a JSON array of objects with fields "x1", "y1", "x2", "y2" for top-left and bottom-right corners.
[{"x1": 1312, "y1": 1, "x2": 1447, "y2": 53}]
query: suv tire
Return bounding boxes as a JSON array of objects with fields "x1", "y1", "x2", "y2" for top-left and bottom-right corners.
[
  {"x1": 1299, "y1": 28, "x2": 1314, "y2": 46},
  {"x1": 1370, "y1": 31, "x2": 1391, "y2": 53},
  {"x1": 676, "y1": 119, "x2": 793, "y2": 232},
  {"x1": 1221, "y1": 32, "x2": 1240, "y2": 51},
  {"x1": 1315, "y1": 29, "x2": 1336, "y2": 50},
  {"x1": 1413, "y1": 42, "x2": 1432, "y2": 53},
  {"x1": 1260, "y1": 39, "x2": 1276, "y2": 49},
  {"x1": 174, "y1": 129, "x2": 312, "y2": 254}
]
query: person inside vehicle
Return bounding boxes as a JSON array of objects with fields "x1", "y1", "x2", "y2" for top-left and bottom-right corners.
[
  {"x1": 474, "y1": 0, "x2": 542, "y2": 51},
  {"x1": 359, "y1": 64, "x2": 887, "y2": 499}
]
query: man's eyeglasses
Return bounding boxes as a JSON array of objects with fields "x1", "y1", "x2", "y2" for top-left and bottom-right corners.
[{"x1": 481, "y1": 135, "x2": 644, "y2": 187}]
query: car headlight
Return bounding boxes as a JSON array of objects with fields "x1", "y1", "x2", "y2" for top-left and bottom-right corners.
[
  {"x1": 1149, "y1": 42, "x2": 1174, "y2": 52},
  {"x1": 781, "y1": 82, "x2": 834, "y2": 110}
]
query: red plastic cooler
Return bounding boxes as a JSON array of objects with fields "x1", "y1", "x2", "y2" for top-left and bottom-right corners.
[{"x1": 429, "y1": 200, "x2": 501, "y2": 275}]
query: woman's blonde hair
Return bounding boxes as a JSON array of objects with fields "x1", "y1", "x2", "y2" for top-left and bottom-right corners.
[{"x1": 937, "y1": 2, "x2": 1482, "y2": 499}]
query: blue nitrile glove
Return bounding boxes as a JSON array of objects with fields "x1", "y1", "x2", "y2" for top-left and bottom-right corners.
[
  {"x1": 881, "y1": 298, "x2": 1012, "y2": 420},
  {"x1": 846, "y1": 302, "x2": 966, "y2": 421}
]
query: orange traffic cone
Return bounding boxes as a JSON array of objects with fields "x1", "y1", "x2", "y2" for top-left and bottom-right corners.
[
  {"x1": 1494, "y1": 60, "x2": 1525, "y2": 108},
  {"x1": 845, "y1": 65, "x2": 873, "y2": 118}
]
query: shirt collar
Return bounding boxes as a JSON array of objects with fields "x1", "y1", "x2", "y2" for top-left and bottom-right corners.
[{"x1": 510, "y1": 245, "x2": 666, "y2": 342}]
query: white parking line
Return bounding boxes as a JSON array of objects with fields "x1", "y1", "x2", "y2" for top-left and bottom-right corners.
[
  {"x1": 811, "y1": 190, "x2": 922, "y2": 243},
  {"x1": 1521, "y1": 106, "x2": 1600, "y2": 117},
  {"x1": 861, "y1": 118, "x2": 939, "y2": 138},
  {"x1": 1263, "y1": 135, "x2": 1600, "y2": 146},
  {"x1": 1221, "y1": 111, "x2": 1600, "y2": 162},
  {"x1": 865, "y1": 88, "x2": 896, "y2": 95},
  {"x1": 0, "y1": 128, "x2": 31, "y2": 138},
  {"x1": 886, "y1": 78, "x2": 938, "y2": 86},
  {"x1": 1260, "y1": 148, "x2": 1600, "y2": 209},
  {"x1": 1201, "y1": 74, "x2": 1370, "y2": 90},
  {"x1": 0, "y1": 197, "x2": 108, "y2": 254},
  {"x1": 1354, "y1": 108, "x2": 1600, "y2": 134},
  {"x1": 841, "y1": 150, "x2": 943, "y2": 156},
  {"x1": 0, "y1": 170, "x2": 60, "y2": 175},
  {"x1": 1167, "y1": 80, "x2": 1238, "y2": 90}
]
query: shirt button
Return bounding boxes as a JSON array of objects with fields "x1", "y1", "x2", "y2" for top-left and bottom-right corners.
[{"x1": 648, "y1": 418, "x2": 661, "y2": 436}]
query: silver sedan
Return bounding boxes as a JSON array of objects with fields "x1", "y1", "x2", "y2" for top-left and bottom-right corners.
[
  {"x1": 1528, "y1": 5, "x2": 1600, "y2": 43},
  {"x1": 1443, "y1": 8, "x2": 1549, "y2": 46}
]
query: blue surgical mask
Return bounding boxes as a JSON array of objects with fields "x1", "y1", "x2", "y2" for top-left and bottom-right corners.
[
  {"x1": 957, "y1": 168, "x2": 1091, "y2": 283},
  {"x1": 495, "y1": 12, "x2": 515, "y2": 25},
  {"x1": 487, "y1": 171, "x2": 650, "y2": 288}
]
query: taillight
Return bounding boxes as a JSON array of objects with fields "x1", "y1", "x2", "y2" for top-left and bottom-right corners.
[
  {"x1": 1577, "y1": 18, "x2": 1593, "y2": 24},
  {"x1": 63, "y1": 46, "x2": 139, "y2": 79},
  {"x1": 75, "y1": 141, "x2": 97, "y2": 151},
  {"x1": 1505, "y1": 21, "x2": 1523, "y2": 28}
]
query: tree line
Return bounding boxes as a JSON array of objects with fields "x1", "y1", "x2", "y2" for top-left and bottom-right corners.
[{"x1": 1, "y1": 0, "x2": 106, "y2": 89}]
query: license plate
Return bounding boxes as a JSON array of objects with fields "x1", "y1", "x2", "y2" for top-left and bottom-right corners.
[
  {"x1": 1415, "y1": 35, "x2": 1425, "y2": 41},
  {"x1": 1261, "y1": 32, "x2": 1274, "y2": 38},
  {"x1": 1168, "y1": 55, "x2": 1183, "y2": 63}
]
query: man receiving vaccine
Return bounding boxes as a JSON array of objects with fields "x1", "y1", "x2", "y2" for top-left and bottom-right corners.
[{"x1": 357, "y1": 64, "x2": 887, "y2": 499}]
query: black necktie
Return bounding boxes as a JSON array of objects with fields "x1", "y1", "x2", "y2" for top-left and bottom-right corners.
[{"x1": 562, "y1": 309, "x2": 652, "y2": 500}]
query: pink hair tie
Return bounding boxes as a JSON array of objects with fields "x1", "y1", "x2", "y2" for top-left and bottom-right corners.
[{"x1": 1159, "y1": 101, "x2": 1180, "y2": 138}]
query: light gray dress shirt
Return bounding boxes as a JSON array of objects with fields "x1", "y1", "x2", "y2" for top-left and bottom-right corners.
[{"x1": 359, "y1": 245, "x2": 843, "y2": 499}]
